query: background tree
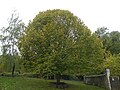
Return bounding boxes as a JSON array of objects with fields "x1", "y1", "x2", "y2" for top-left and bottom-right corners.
[
  {"x1": 95, "y1": 27, "x2": 120, "y2": 55},
  {"x1": 109, "y1": 31, "x2": 120, "y2": 54},
  {"x1": 95, "y1": 27, "x2": 108, "y2": 37},
  {"x1": 19, "y1": 9, "x2": 105, "y2": 85},
  {"x1": 104, "y1": 53, "x2": 120, "y2": 76},
  {"x1": 95, "y1": 27, "x2": 120, "y2": 76},
  {"x1": 95, "y1": 27, "x2": 110, "y2": 49},
  {"x1": 0, "y1": 11, "x2": 25, "y2": 76}
]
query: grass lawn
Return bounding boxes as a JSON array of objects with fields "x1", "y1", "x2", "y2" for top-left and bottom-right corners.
[{"x1": 0, "y1": 77, "x2": 105, "y2": 90}]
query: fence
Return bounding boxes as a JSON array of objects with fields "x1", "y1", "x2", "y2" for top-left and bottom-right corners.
[
  {"x1": 84, "y1": 69, "x2": 120, "y2": 90},
  {"x1": 84, "y1": 73, "x2": 110, "y2": 89},
  {"x1": 110, "y1": 76, "x2": 120, "y2": 90}
]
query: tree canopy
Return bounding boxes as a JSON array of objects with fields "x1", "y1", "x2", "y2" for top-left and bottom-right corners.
[{"x1": 19, "y1": 9, "x2": 104, "y2": 83}]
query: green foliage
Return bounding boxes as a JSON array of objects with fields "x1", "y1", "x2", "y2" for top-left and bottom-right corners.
[
  {"x1": 0, "y1": 59, "x2": 4, "y2": 73},
  {"x1": 95, "y1": 27, "x2": 120, "y2": 76},
  {"x1": 104, "y1": 54, "x2": 120, "y2": 76},
  {"x1": 0, "y1": 55, "x2": 22, "y2": 74},
  {"x1": 108, "y1": 31, "x2": 120, "y2": 54},
  {"x1": 19, "y1": 9, "x2": 104, "y2": 78},
  {"x1": 19, "y1": 9, "x2": 81, "y2": 75},
  {"x1": 95, "y1": 27, "x2": 120, "y2": 55},
  {"x1": 73, "y1": 33, "x2": 104, "y2": 75}
]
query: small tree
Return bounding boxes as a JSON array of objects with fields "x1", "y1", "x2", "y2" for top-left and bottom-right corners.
[{"x1": 1, "y1": 11, "x2": 25, "y2": 77}]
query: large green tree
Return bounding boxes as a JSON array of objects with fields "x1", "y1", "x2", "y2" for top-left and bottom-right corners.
[
  {"x1": 0, "y1": 11, "x2": 25, "y2": 76},
  {"x1": 19, "y1": 9, "x2": 104, "y2": 84}
]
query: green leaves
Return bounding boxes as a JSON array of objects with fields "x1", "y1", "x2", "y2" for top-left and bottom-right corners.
[
  {"x1": 95, "y1": 27, "x2": 120, "y2": 76},
  {"x1": 104, "y1": 54, "x2": 120, "y2": 76},
  {"x1": 73, "y1": 33, "x2": 104, "y2": 75},
  {"x1": 95, "y1": 27, "x2": 120, "y2": 54},
  {"x1": 19, "y1": 9, "x2": 104, "y2": 77}
]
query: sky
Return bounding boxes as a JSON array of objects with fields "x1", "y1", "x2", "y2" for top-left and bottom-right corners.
[{"x1": 0, "y1": 0, "x2": 120, "y2": 32}]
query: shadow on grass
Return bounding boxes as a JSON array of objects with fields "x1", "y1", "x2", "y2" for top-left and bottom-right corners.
[{"x1": 50, "y1": 82, "x2": 69, "y2": 89}]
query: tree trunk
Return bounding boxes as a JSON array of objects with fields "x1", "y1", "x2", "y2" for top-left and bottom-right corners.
[
  {"x1": 56, "y1": 74, "x2": 61, "y2": 88},
  {"x1": 57, "y1": 75, "x2": 60, "y2": 84},
  {"x1": 12, "y1": 63, "x2": 15, "y2": 77}
]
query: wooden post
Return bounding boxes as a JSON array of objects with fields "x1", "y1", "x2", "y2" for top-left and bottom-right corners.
[{"x1": 106, "y1": 69, "x2": 111, "y2": 90}]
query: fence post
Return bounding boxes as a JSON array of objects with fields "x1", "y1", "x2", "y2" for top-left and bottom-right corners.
[{"x1": 106, "y1": 69, "x2": 111, "y2": 90}]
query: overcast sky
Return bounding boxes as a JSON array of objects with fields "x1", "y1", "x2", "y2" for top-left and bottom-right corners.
[{"x1": 0, "y1": 0, "x2": 120, "y2": 32}]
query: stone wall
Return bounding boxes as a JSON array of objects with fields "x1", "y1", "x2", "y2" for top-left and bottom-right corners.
[
  {"x1": 84, "y1": 74, "x2": 120, "y2": 90},
  {"x1": 84, "y1": 74, "x2": 108, "y2": 88}
]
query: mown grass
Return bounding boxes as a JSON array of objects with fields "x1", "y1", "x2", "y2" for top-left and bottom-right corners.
[{"x1": 0, "y1": 77, "x2": 105, "y2": 90}]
